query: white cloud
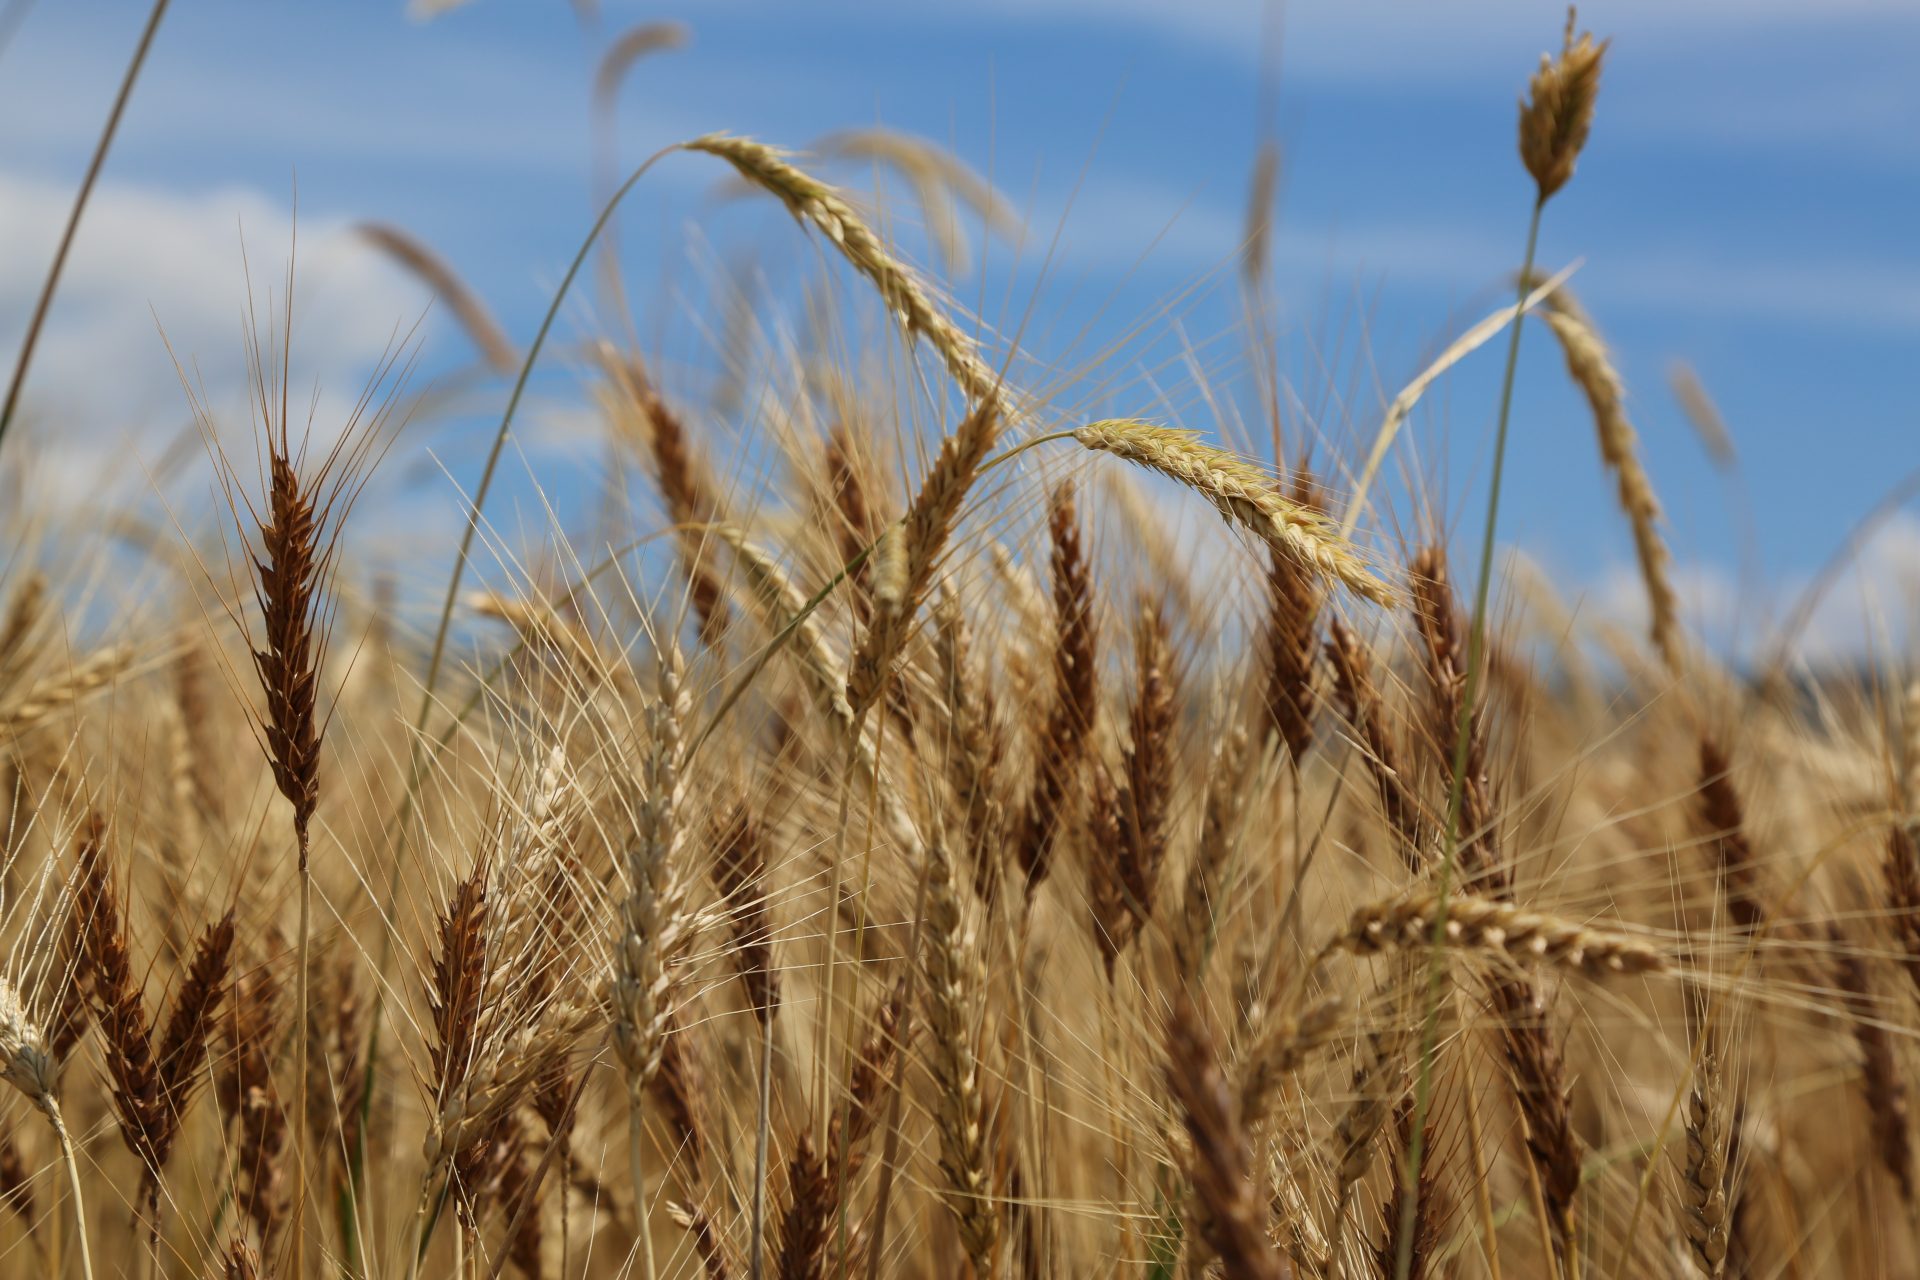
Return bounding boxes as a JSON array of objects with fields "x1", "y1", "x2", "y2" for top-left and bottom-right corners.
[
  {"x1": 0, "y1": 168, "x2": 431, "y2": 509},
  {"x1": 1578, "y1": 512, "x2": 1920, "y2": 666}
]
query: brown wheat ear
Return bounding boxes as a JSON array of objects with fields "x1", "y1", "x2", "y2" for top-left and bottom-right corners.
[
  {"x1": 1326, "y1": 618, "x2": 1424, "y2": 871},
  {"x1": 602, "y1": 350, "x2": 732, "y2": 646},
  {"x1": 1165, "y1": 993, "x2": 1285, "y2": 1280},
  {"x1": 774, "y1": 981, "x2": 908, "y2": 1280},
  {"x1": 1518, "y1": 8, "x2": 1609, "y2": 204},
  {"x1": 711, "y1": 802, "x2": 779, "y2": 1025},
  {"x1": 1832, "y1": 929, "x2": 1914, "y2": 1203},
  {"x1": 1262, "y1": 471, "x2": 1326, "y2": 766}
]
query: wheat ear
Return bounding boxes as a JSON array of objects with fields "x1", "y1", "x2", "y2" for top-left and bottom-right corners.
[
  {"x1": 1530, "y1": 283, "x2": 1680, "y2": 672},
  {"x1": 1072, "y1": 420, "x2": 1393, "y2": 605},
  {"x1": 0, "y1": 975, "x2": 91, "y2": 1280},
  {"x1": 921, "y1": 831, "x2": 999, "y2": 1274},
  {"x1": 686, "y1": 134, "x2": 1001, "y2": 405},
  {"x1": 1518, "y1": 9, "x2": 1609, "y2": 204},
  {"x1": 1166, "y1": 993, "x2": 1286, "y2": 1280},
  {"x1": 1335, "y1": 888, "x2": 1667, "y2": 979}
]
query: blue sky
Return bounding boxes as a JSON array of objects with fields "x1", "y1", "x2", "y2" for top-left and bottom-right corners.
[{"x1": 3, "y1": 0, "x2": 1917, "y2": 654}]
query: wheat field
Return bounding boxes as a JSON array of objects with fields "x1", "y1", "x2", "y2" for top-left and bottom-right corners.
[{"x1": 0, "y1": 6, "x2": 1914, "y2": 1279}]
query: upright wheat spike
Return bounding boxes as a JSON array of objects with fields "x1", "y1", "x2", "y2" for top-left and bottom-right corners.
[
  {"x1": 920, "y1": 831, "x2": 999, "y2": 1275},
  {"x1": 1263, "y1": 473, "x2": 1326, "y2": 764},
  {"x1": 774, "y1": 982, "x2": 907, "y2": 1280},
  {"x1": 1013, "y1": 481, "x2": 1098, "y2": 895},
  {"x1": 1518, "y1": 9, "x2": 1609, "y2": 204},
  {"x1": 1072, "y1": 420, "x2": 1393, "y2": 604},
  {"x1": 601, "y1": 351, "x2": 733, "y2": 645},
  {"x1": 613, "y1": 646, "x2": 694, "y2": 1280},
  {"x1": 1680, "y1": 1046, "x2": 1733, "y2": 1278},
  {"x1": 1097, "y1": 601, "x2": 1177, "y2": 975},
  {"x1": 1174, "y1": 726, "x2": 1250, "y2": 982},
  {"x1": 1165, "y1": 993, "x2": 1285, "y2": 1280},
  {"x1": 1696, "y1": 737, "x2": 1768, "y2": 934},
  {"x1": 205, "y1": 296, "x2": 383, "y2": 1277},
  {"x1": 1326, "y1": 619, "x2": 1424, "y2": 870},
  {"x1": 935, "y1": 588, "x2": 1004, "y2": 899},
  {"x1": 1833, "y1": 933, "x2": 1914, "y2": 1203}
]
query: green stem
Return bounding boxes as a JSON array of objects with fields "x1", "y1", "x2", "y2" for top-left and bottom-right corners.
[{"x1": 1395, "y1": 195, "x2": 1546, "y2": 1280}]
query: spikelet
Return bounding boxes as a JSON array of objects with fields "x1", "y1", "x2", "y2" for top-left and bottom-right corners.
[
  {"x1": 1071, "y1": 420, "x2": 1393, "y2": 605},
  {"x1": 1336, "y1": 887, "x2": 1667, "y2": 979},
  {"x1": 687, "y1": 134, "x2": 1000, "y2": 405},
  {"x1": 1518, "y1": 9, "x2": 1609, "y2": 203},
  {"x1": 1681, "y1": 1048, "x2": 1733, "y2": 1278}
]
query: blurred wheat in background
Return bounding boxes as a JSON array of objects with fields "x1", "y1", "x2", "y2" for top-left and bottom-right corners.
[{"x1": 1, "y1": 2, "x2": 1918, "y2": 1278}]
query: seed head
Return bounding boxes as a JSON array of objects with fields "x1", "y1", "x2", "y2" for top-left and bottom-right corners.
[{"x1": 1519, "y1": 9, "x2": 1608, "y2": 203}]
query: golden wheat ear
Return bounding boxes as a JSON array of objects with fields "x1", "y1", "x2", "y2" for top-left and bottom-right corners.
[{"x1": 1519, "y1": 8, "x2": 1609, "y2": 204}]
